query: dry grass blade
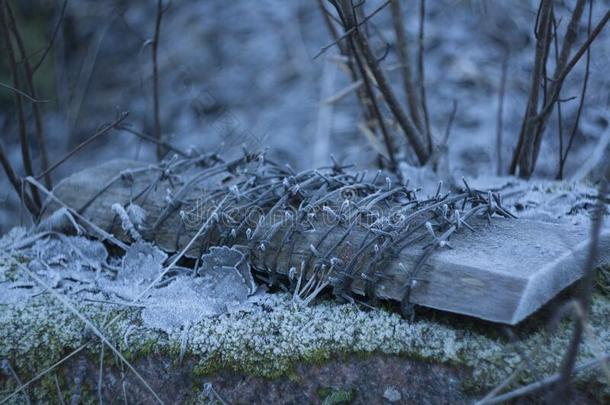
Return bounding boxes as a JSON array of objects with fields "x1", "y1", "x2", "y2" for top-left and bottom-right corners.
[
  {"x1": 323, "y1": 79, "x2": 363, "y2": 104},
  {"x1": 0, "y1": 344, "x2": 87, "y2": 405},
  {"x1": 476, "y1": 353, "x2": 610, "y2": 404},
  {"x1": 1, "y1": 254, "x2": 165, "y2": 404},
  {"x1": 26, "y1": 176, "x2": 129, "y2": 250}
]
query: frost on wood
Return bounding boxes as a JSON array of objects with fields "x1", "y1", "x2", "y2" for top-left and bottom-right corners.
[{"x1": 42, "y1": 156, "x2": 610, "y2": 323}]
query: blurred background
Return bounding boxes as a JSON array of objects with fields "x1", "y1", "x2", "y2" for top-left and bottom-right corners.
[{"x1": 1, "y1": 0, "x2": 609, "y2": 232}]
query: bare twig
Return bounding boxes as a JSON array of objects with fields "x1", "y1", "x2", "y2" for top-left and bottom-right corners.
[
  {"x1": 509, "y1": 0, "x2": 554, "y2": 178},
  {"x1": 552, "y1": 15, "x2": 565, "y2": 178},
  {"x1": 0, "y1": 143, "x2": 38, "y2": 215},
  {"x1": 557, "y1": 0, "x2": 593, "y2": 180},
  {"x1": 417, "y1": 0, "x2": 432, "y2": 153},
  {"x1": 349, "y1": 32, "x2": 398, "y2": 171},
  {"x1": 390, "y1": 0, "x2": 423, "y2": 132},
  {"x1": 152, "y1": 0, "x2": 166, "y2": 160},
  {"x1": 0, "y1": 1, "x2": 41, "y2": 210},
  {"x1": 5, "y1": 1, "x2": 52, "y2": 188},
  {"x1": 0, "y1": 82, "x2": 48, "y2": 103},
  {"x1": 36, "y1": 112, "x2": 129, "y2": 181},
  {"x1": 330, "y1": 0, "x2": 429, "y2": 165},
  {"x1": 537, "y1": 8, "x2": 609, "y2": 123},
  {"x1": 26, "y1": 177, "x2": 129, "y2": 251},
  {"x1": 323, "y1": 79, "x2": 363, "y2": 104},
  {"x1": 317, "y1": 0, "x2": 395, "y2": 170},
  {"x1": 116, "y1": 125, "x2": 189, "y2": 157},
  {"x1": 32, "y1": 0, "x2": 69, "y2": 72},
  {"x1": 557, "y1": 165, "x2": 608, "y2": 395},
  {"x1": 496, "y1": 54, "x2": 508, "y2": 175},
  {"x1": 512, "y1": 2, "x2": 609, "y2": 177},
  {"x1": 442, "y1": 100, "x2": 458, "y2": 146},
  {"x1": 314, "y1": 0, "x2": 392, "y2": 59},
  {"x1": 530, "y1": 0, "x2": 587, "y2": 171}
]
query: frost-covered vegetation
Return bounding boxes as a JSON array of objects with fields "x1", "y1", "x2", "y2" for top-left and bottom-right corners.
[
  {"x1": 1, "y1": 0, "x2": 610, "y2": 403},
  {"x1": 2, "y1": 253, "x2": 610, "y2": 402}
]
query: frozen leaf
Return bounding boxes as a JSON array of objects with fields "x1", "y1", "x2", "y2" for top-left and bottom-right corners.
[
  {"x1": 119, "y1": 241, "x2": 167, "y2": 283},
  {"x1": 198, "y1": 246, "x2": 256, "y2": 295},
  {"x1": 29, "y1": 235, "x2": 107, "y2": 274},
  {"x1": 142, "y1": 275, "x2": 247, "y2": 333}
]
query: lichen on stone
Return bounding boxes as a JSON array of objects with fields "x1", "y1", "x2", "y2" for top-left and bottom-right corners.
[{"x1": 1, "y1": 285, "x2": 609, "y2": 401}]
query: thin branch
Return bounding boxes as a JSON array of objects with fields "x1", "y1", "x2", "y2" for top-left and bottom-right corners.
[
  {"x1": 515, "y1": 2, "x2": 607, "y2": 177},
  {"x1": 552, "y1": 15, "x2": 565, "y2": 178},
  {"x1": 557, "y1": 0, "x2": 593, "y2": 180},
  {"x1": 36, "y1": 112, "x2": 129, "y2": 181},
  {"x1": 116, "y1": 125, "x2": 189, "y2": 157},
  {"x1": 417, "y1": 0, "x2": 432, "y2": 153},
  {"x1": 536, "y1": 9, "x2": 609, "y2": 124},
  {"x1": 5, "y1": 1, "x2": 52, "y2": 188},
  {"x1": 509, "y1": 0, "x2": 554, "y2": 177},
  {"x1": 390, "y1": 0, "x2": 423, "y2": 132},
  {"x1": 322, "y1": 79, "x2": 363, "y2": 104},
  {"x1": 496, "y1": 55, "x2": 508, "y2": 176},
  {"x1": 32, "y1": 0, "x2": 69, "y2": 72},
  {"x1": 317, "y1": 0, "x2": 388, "y2": 169},
  {"x1": 347, "y1": 20, "x2": 398, "y2": 171},
  {"x1": 557, "y1": 154, "x2": 608, "y2": 397},
  {"x1": 0, "y1": 82, "x2": 48, "y2": 103},
  {"x1": 0, "y1": 141, "x2": 38, "y2": 216},
  {"x1": 152, "y1": 0, "x2": 165, "y2": 160},
  {"x1": 314, "y1": 0, "x2": 392, "y2": 59},
  {"x1": 0, "y1": 1, "x2": 41, "y2": 210},
  {"x1": 530, "y1": 0, "x2": 587, "y2": 172},
  {"x1": 443, "y1": 100, "x2": 458, "y2": 146},
  {"x1": 330, "y1": 0, "x2": 429, "y2": 165}
]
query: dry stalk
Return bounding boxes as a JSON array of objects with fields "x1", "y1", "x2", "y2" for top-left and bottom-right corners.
[
  {"x1": 0, "y1": 1, "x2": 42, "y2": 211},
  {"x1": 4, "y1": 1, "x2": 52, "y2": 188}
]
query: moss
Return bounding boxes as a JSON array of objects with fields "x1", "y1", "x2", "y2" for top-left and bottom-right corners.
[
  {"x1": 1, "y1": 285, "x2": 610, "y2": 401},
  {"x1": 597, "y1": 265, "x2": 610, "y2": 296},
  {"x1": 318, "y1": 386, "x2": 356, "y2": 404}
]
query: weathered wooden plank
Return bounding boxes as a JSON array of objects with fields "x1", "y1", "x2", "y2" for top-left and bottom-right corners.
[{"x1": 44, "y1": 159, "x2": 610, "y2": 324}]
